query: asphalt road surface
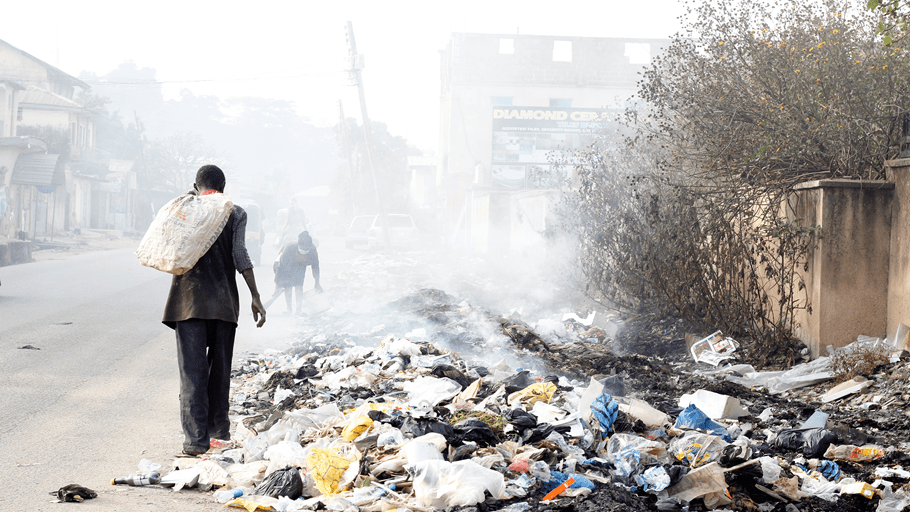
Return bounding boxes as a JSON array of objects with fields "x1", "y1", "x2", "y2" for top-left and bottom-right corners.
[{"x1": 0, "y1": 234, "x2": 362, "y2": 511}]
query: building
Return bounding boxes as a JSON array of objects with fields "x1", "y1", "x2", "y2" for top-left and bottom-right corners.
[
  {"x1": 435, "y1": 33, "x2": 667, "y2": 253},
  {"x1": 0, "y1": 38, "x2": 134, "y2": 240}
]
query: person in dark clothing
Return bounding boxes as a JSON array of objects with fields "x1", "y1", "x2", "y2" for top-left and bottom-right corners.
[
  {"x1": 162, "y1": 164, "x2": 266, "y2": 456},
  {"x1": 264, "y1": 231, "x2": 322, "y2": 314}
]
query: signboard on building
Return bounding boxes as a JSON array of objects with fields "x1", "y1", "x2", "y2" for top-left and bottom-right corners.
[{"x1": 490, "y1": 107, "x2": 614, "y2": 188}]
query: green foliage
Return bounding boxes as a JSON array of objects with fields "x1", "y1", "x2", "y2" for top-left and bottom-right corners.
[
  {"x1": 640, "y1": 0, "x2": 909, "y2": 185},
  {"x1": 556, "y1": 0, "x2": 909, "y2": 365},
  {"x1": 866, "y1": 0, "x2": 910, "y2": 45}
]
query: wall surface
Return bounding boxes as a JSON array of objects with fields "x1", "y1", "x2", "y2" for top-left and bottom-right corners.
[
  {"x1": 793, "y1": 180, "x2": 893, "y2": 357},
  {"x1": 887, "y1": 161, "x2": 910, "y2": 335}
]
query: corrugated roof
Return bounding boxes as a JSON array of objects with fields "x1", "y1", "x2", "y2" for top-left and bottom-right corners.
[
  {"x1": 11, "y1": 153, "x2": 64, "y2": 186},
  {"x1": 18, "y1": 87, "x2": 82, "y2": 110}
]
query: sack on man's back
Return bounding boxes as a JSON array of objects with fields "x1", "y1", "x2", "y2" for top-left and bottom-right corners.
[{"x1": 136, "y1": 193, "x2": 234, "y2": 275}]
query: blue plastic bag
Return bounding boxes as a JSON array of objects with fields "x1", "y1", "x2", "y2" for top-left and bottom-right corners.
[
  {"x1": 674, "y1": 404, "x2": 732, "y2": 442},
  {"x1": 591, "y1": 393, "x2": 619, "y2": 437},
  {"x1": 541, "y1": 470, "x2": 596, "y2": 493}
]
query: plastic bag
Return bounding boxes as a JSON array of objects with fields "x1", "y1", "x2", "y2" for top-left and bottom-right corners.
[
  {"x1": 403, "y1": 376, "x2": 463, "y2": 411},
  {"x1": 606, "y1": 433, "x2": 669, "y2": 465},
  {"x1": 508, "y1": 382, "x2": 557, "y2": 406},
  {"x1": 771, "y1": 428, "x2": 836, "y2": 458},
  {"x1": 541, "y1": 470, "x2": 595, "y2": 493},
  {"x1": 305, "y1": 448, "x2": 352, "y2": 495},
  {"x1": 878, "y1": 485, "x2": 910, "y2": 512},
  {"x1": 252, "y1": 466, "x2": 303, "y2": 500},
  {"x1": 136, "y1": 192, "x2": 234, "y2": 275},
  {"x1": 340, "y1": 416, "x2": 373, "y2": 442},
  {"x1": 505, "y1": 408, "x2": 538, "y2": 429},
  {"x1": 669, "y1": 433, "x2": 729, "y2": 468},
  {"x1": 639, "y1": 466, "x2": 671, "y2": 492},
  {"x1": 591, "y1": 393, "x2": 619, "y2": 436},
  {"x1": 399, "y1": 417, "x2": 455, "y2": 439},
  {"x1": 613, "y1": 447, "x2": 641, "y2": 477},
  {"x1": 403, "y1": 441, "x2": 444, "y2": 464},
  {"x1": 674, "y1": 404, "x2": 732, "y2": 441},
  {"x1": 502, "y1": 370, "x2": 537, "y2": 393},
  {"x1": 823, "y1": 444, "x2": 885, "y2": 461},
  {"x1": 408, "y1": 459, "x2": 505, "y2": 508},
  {"x1": 264, "y1": 440, "x2": 308, "y2": 477},
  {"x1": 453, "y1": 418, "x2": 499, "y2": 447}
]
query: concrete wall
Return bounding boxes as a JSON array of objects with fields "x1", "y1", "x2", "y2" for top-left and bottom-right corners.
[
  {"x1": 20, "y1": 109, "x2": 69, "y2": 130},
  {"x1": 792, "y1": 180, "x2": 893, "y2": 357},
  {"x1": 886, "y1": 160, "x2": 910, "y2": 335}
]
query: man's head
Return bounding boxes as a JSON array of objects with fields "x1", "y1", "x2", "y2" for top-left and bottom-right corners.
[
  {"x1": 195, "y1": 165, "x2": 226, "y2": 193},
  {"x1": 298, "y1": 231, "x2": 314, "y2": 254}
]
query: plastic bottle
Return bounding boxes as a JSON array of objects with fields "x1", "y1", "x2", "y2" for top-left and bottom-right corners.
[
  {"x1": 213, "y1": 487, "x2": 244, "y2": 503},
  {"x1": 111, "y1": 472, "x2": 161, "y2": 486}
]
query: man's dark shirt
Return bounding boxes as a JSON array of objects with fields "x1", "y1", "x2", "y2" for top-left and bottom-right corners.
[{"x1": 162, "y1": 205, "x2": 253, "y2": 328}]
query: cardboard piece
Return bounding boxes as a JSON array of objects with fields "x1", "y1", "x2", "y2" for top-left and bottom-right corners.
[{"x1": 822, "y1": 376, "x2": 872, "y2": 403}]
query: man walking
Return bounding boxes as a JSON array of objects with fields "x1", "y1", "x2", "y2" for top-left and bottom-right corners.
[{"x1": 161, "y1": 165, "x2": 266, "y2": 456}]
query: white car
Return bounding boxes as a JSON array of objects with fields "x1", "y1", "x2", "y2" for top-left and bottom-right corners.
[{"x1": 367, "y1": 214, "x2": 419, "y2": 249}]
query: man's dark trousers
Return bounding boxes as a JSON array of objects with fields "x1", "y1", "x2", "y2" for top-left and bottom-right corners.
[{"x1": 175, "y1": 318, "x2": 236, "y2": 453}]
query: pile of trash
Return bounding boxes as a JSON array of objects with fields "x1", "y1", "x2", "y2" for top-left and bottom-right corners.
[
  {"x1": 125, "y1": 299, "x2": 910, "y2": 512},
  {"x1": 115, "y1": 253, "x2": 910, "y2": 511}
]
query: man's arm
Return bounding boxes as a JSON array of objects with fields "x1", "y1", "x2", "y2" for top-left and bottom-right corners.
[
  {"x1": 231, "y1": 207, "x2": 266, "y2": 327},
  {"x1": 242, "y1": 268, "x2": 266, "y2": 328}
]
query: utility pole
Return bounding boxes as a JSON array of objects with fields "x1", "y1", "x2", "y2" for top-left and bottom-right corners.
[
  {"x1": 337, "y1": 100, "x2": 357, "y2": 218},
  {"x1": 344, "y1": 21, "x2": 393, "y2": 251}
]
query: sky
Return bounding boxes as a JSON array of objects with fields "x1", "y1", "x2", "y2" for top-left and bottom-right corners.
[{"x1": 0, "y1": 0, "x2": 685, "y2": 152}]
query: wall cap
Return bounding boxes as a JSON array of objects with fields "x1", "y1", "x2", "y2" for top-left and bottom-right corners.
[
  {"x1": 793, "y1": 179, "x2": 894, "y2": 191},
  {"x1": 885, "y1": 158, "x2": 910, "y2": 168}
]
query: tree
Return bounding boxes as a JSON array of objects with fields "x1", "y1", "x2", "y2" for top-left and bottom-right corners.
[
  {"x1": 867, "y1": 0, "x2": 910, "y2": 45},
  {"x1": 142, "y1": 132, "x2": 223, "y2": 194},
  {"x1": 561, "y1": 0, "x2": 910, "y2": 366},
  {"x1": 331, "y1": 117, "x2": 416, "y2": 216}
]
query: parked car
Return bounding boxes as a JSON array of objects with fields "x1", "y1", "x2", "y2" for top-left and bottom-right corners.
[
  {"x1": 367, "y1": 214, "x2": 419, "y2": 250},
  {"x1": 345, "y1": 215, "x2": 376, "y2": 249}
]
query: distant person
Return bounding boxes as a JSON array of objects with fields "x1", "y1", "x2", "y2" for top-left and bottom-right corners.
[
  {"x1": 161, "y1": 165, "x2": 266, "y2": 456},
  {"x1": 265, "y1": 231, "x2": 322, "y2": 314},
  {"x1": 279, "y1": 198, "x2": 306, "y2": 247}
]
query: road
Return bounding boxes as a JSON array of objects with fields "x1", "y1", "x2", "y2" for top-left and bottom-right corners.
[{"x1": 0, "y1": 234, "x2": 359, "y2": 511}]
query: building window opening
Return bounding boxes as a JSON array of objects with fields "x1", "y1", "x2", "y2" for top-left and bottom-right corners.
[
  {"x1": 553, "y1": 40, "x2": 572, "y2": 62},
  {"x1": 499, "y1": 38, "x2": 514, "y2": 54},
  {"x1": 491, "y1": 97, "x2": 513, "y2": 106},
  {"x1": 549, "y1": 98, "x2": 572, "y2": 107}
]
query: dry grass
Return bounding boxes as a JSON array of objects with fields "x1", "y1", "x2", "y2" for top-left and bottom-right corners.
[{"x1": 831, "y1": 342, "x2": 891, "y2": 383}]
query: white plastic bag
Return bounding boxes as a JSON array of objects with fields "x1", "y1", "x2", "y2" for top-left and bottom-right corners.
[
  {"x1": 408, "y1": 459, "x2": 505, "y2": 508},
  {"x1": 136, "y1": 192, "x2": 234, "y2": 275}
]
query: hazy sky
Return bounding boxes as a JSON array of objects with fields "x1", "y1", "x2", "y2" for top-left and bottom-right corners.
[{"x1": 0, "y1": 0, "x2": 685, "y2": 152}]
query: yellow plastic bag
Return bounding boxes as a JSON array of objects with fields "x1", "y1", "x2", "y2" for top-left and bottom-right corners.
[
  {"x1": 341, "y1": 416, "x2": 374, "y2": 442},
  {"x1": 306, "y1": 448, "x2": 352, "y2": 495},
  {"x1": 508, "y1": 382, "x2": 556, "y2": 405},
  {"x1": 227, "y1": 497, "x2": 275, "y2": 511}
]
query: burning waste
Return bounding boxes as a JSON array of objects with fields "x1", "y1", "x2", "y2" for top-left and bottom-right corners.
[{"x1": 120, "y1": 252, "x2": 910, "y2": 511}]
